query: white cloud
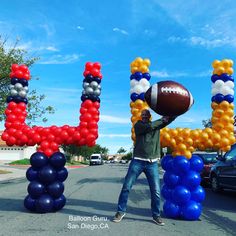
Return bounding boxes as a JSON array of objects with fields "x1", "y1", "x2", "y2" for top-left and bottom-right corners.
[
  {"x1": 168, "y1": 35, "x2": 236, "y2": 48},
  {"x1": 39, "y1": 24, "x2": 55, "y2": 36},
  {"x1": 113, "y1": 27, "x2": 129, "y2": 35},
  {"x1": 38, "y1": 54, "x2": 83, "y2": 64},
  {"x1": 151, "y1": 71, "x2": 170, "y2": 78},
  {"x1": 99, "y1": 134, "x2": 130, "y2": 138},
  {"x1": 45, "y1": 46, "x2": 59, "y2": 52},
  {"x1": 100, "y1": 115, "x2": 130, "y2": 124},
  {"x1": 77, "y1": 26, "x2": 84, "y2": 30}
]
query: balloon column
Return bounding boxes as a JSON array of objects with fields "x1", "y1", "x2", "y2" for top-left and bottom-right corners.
[
  {"x1": 1, "y1": 62, "x2": 103, "y2": 213},
  {"x1": 129, "y1": 58, "x2": 235, "y2": 220},
  {"x1": 130, "y1": 57, "x2": 151, "y2": 142}
]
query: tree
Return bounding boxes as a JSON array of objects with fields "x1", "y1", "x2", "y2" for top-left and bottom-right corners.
[
  {"x1": 117, "y1": 147, "x2": 126, "y2": 154},
  {"x1": 61, "y1": 144, "x2": 109, "y2": 161},
  {"x1": 122, "y1": 151, "x2": 132, "y2": 161},
  {"x1": 0, "y1": 36, "x2": 54, "y2": 124}
]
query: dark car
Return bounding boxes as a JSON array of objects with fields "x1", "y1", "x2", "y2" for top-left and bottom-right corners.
[
  {"x1": 210, "y1": 144, "x2": 236, "y2": 192},
  {"x1": 193, "y1": 152, "x2": 218, "y2": 185}
]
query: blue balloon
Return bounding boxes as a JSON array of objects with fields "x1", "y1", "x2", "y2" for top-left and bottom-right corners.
[
  {"x1": 130, "y1": 93, "x2": 139, "y2": 102},
  {"x1": 224, "y1": 95, "x2": 234, "y2": 103},
  {"x1": 172, "y1": 185, "x2": 191, "y2": 205},
  {"x1": 47, "y1": 181, "x2": 64, "y2": 198},
  {"x1": 27, "y1": 181, "x2": 45, "y2": 198},
  {"x1": 163, "y1": 200, "x2": 180, "y2": 218},
  {"x1": 142, "y1": 73, "x2": 151, "y2": 81},
  {"x1": 215, "y1": 94, "x2": 224, "y2": 103},
  {"x1": 54, "y1": 194, "x2": 66, "y2": 211},
  {"x1": 24, "y1": 195, "x2": 36, "y2": 211},
  {"x1": 161, "y1": 184, "x2": 173, "y2": 200},
  {"x1": 130, "y1": 74, "x2": 135, "y2": 80},
  {"x1": 36, "y1": 194, "x2": 54, "y2": 213},
  {"x1": 161, "y1": 155, "x2": 174, "y2": 171},
  {"x1": 182, "y1": 170, "x2": 201, "y2": 190},
  {"x1": 220, "y1": 73, "x2": 230, "y2": 82},
  {"x1": 30, "y1": 152, "x2": 48, "y2": 170},
  {"x1": 49, "y1": 152, "x2": 66, "y2": 170},
  {"x1": 191, "y1": 186, "x2": 205, "y2": 202},
  {"x1": 6, "y1": 96, "x2": 14, "y2": 103},
  {"x1": 11, "y1": 78, "x2": 19, "y2": 85},
  {"x1": 181, "y1": 200, "x2": 201, "y2": 220},
  {"x1": 163, "y1": 172, "x2": 180, "y2": 188},
  {"x1": 173, "y1": 156, "x2": 190, "y2": 175},
  {"x1": 211, "y1": 74, "x2": 219, "y2": 83},
  {"x1": 26, "y1": 167, "x2": 38, "y2": 181},
  {"x1": 189, "y1": 155, "x2": 204, "y2": 172},
  {"x1": 38, "y1": 165, "x2": 57, "y2": 184},
  {"x1": 57, "y1": 167, "x2": 68, "y2": 182},
  {"x1": 139, "y1": 93, "x2": 145, "y2": 101},
  {"x1": 134, "y1": 72, "x2": 142, "y2": 80}
]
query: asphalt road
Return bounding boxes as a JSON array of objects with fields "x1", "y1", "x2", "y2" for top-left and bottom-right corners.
[{"x1": 0, "y1": 163, "x2": 236, "y2": 236}]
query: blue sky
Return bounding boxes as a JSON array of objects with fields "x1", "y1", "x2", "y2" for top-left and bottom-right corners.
[{"x1": 0, "y1": 0, "x2": 236, "y2": 154}]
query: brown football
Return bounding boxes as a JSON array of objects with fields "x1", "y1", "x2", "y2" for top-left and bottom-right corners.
[{"x1": 144, "y1": 80, "x2": 194, "y2": 116}]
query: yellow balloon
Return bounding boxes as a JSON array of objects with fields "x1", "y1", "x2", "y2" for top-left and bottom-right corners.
[
  {"x1": 221, "y1": 145, "x2": 231, "y2": 152},
  {"x1": 140, "y1": 65, "x2": 149, "y2": 73},
  {"x1": 228, "y1": 59, "x2": 234, "y2": 67},
  {"x1": 225, "y1": 67, "x2": 234, "y2": 75},
  {"x1": 177, "y1": 143, "x2": 187, "y2": 151},
  {"x1": 220, "y1": 138, "x2": 230, "y2": 147},
  {"x1": 190, "y1": 130, "x2": 200, "y2": 139},
  {"x1": 185, "y1": 137, "x2": 193, "y2": 146},
  {"x1": 221, "y1": 59, "x2": 231, "y2": 68},
  {"x1": 170, "y1": 129, "x2": 178, "y2": 137},
  {"x1": 184, "y1": 150, "x2": 192, "y2": 159},
  {"x1": 143, "y1": 59, "x2": 151, "y2": 67},
  {"x1": 211, "y1": 102, "x2": 218, "y2": 110},
  {"x1": 224, "y1": 123, "x2": 234, "y2": 132},
  {"x1": 220, "y1": 115, "x2": 230, "y2": 125},
  {"x1": 212, "y1": 60, "x2": 221, "y2": 68},
  {"x1": 213, "y1": 108, "x2": 224, "y2": 117},
  {"x1": 219, "y1": 101, "x2": 230, "y2": 110},
  {"x1": 229, "y1": 103, "x2": 234, "y2": 109},
  {"x1": 134, "y1": 99, "x2": 144, "y2": 109},
  {"x1": 211, "y1": 132, "x2": 221, "y2": 143},
  {"x1": 213, "y1": 122, "x2": 224, "y2": 131},
  {"x1": 131, "y1": 67, "x2": 139, "y2": 74},
  {"x1": 225, "y1": 108, "x2": 234, "y2": 117},
  {"x1": 215, "y1": 66, "x2": 225, "y2": 75}
]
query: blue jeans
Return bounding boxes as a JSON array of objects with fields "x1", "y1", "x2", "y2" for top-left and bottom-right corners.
[{"x1": 117, "y1": 159, "x2": 161, "y2": 217}]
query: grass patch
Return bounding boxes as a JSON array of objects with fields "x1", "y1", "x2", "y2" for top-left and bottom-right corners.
[
  {"x1": 0, "y1": 170, "x2": 12, "y2": 174},
  {"x1": 66, "y1": 160, "x2": 89, "y2": 166},
  {"x1": 9, "y1": 159, "x2": 30, "y2": 165}
]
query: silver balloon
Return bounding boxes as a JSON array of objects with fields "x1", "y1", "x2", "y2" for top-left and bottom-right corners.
[
  {"x1": 24, "y1": 86, "x2": 29, "y2": 92},
  {"x1": 98, "y1": 84, "x2": 101, "y2": 89},
  {"x1": 14, "y1": 83, "x2": 23, "y2": 90},
  {"x1": 85, "y1": 87, "x2": 94, "y2": 95},
  {"x1": 10, "y1": 89, "x2": 18, "y2": 96},
  {"x1": 19, "y1": 90, "x2": 27, "y2": 98},
  {"x1": 9, "y1": 84, "x2": 14, "y2": 90},
  {"x1": 83, "y1": 82, "x2": 90, "y2": 89},
  {"x1": 90, "y1": 81, "x2": 98, "y2": 90},
  {"x1": 82, "y1": 90, "x2": 86, "y2": 95},
  {"x1": 94, "y1": 89, "x2": 101, "y2": 96}
]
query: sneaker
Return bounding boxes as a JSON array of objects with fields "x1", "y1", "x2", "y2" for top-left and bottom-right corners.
[
  {"x1": 112, "y1": 212, "x2": 126, "y2": 223},
  {"x1": 152, "y1": 216, "x2": 165, "y2": 226}
]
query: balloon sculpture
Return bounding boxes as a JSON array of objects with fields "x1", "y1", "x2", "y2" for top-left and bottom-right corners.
[
  {"x1": 129, "y1": 57, "x2": 235, "y2": 220},
  {"x1": 1, "y1": 62, "x2": 102, "y2": 213}
]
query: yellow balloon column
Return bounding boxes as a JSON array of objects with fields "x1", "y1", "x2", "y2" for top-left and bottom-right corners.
[
  {"x1": 130, "y1": 57, "x2": 151, "y2": 143},
  {"x1": 129, "y1": 58, "x2": 235, "y2": 221}
]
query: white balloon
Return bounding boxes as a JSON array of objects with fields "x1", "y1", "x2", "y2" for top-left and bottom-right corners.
[
  {"x1": 211, "y1": 88, "x2": 218, "y2": 96},
  {"x1": 134, "y1": 85, "x2": 144, "y2": 94},
  {"x1": 139, "y1": 78, "x2": 149, "y2": 87},
  {"x1": 144, "y1": 85, "x2": 150, "y2": 92},
  {"x1": 229, "y1": 89, "x2": 234, "y2": 95},
  {"x1": 130, "y1": 88, "x2": 134, "y2": 94},
  {"x1": 14, "y1": 83, "x2": 23, "y2": 90},
  {"x1": 9, "y1": 84, "x2": 14, "y2": 90},
  {"x1": 10, "y1": 89, "x2": 18, "y2": 96},
  {"x1": 130, "y1": 79, "x2": 138, "y2": 88},
  {"x1": 220, "y1": 86, "x2": 231, "y2": 96},
  {"x1": 19, "y1": 90, "x2": 27, "y2": 97},
  {"x1": 225, "y1": 81, "x2": 234, "y2": 89},
  {"x1": 214, "y1": 80, "x2": 224, "y2": 89}
]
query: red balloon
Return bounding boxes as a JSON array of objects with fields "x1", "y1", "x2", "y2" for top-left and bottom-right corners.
[
  {"x1": 15, "y1": 70, "x2": 24, "y2": 78},
  {"x1": 67, "y1": 127, "x2": 76, "y2": 135},
  {"x1": 7, "y1": 136, "x2": 16, "y2": 146},
  {"x1": 90, "y1": 128, "x2": 98, "y2": 136},
  {"x1": 82, "y1": 100, "x2": 93, "y2": 108},
  {"x1": 50, "y1": 142, "x2": 59, "y2": 151},
  {"x1": 5, "y1": 109, "x2": 11, "y2": 116},
  {"x1": 79, "y1": 121, "x2": 88, "y2": 128},
  {"x1": 91, "y1": 68, "x2": 100, "y2": 77},
  {"x1": 61, "y1": 131, "x2": 69, "y2": 140},
  {"x1": 8, "y1": 102, "x2": 17, "y2": 110},
  {"x1": 80, "y1": 113, "x2": 92, "y2": 122},
  {"x1": 11, "y1": 121, "x2": 22, "y2": 129},
  {"x1": 41, "y1": 141, "x2": 50, "y2": 149},
  {"x1": 80, "y1": 107, "x2": 87, "y2": 114},
  {"x1": 8, "y1": 128, "x2": 16, "y2": 135},
  {"x1": 88, "y1": 107, "x2": 98, "y2": 115},
  {"x1": 47, "y1": 134, "x2": 55, "y2": 142},
  {"x1": 33, "y1": 134, "x2": 41, "y2": 144},
  {"x1": 80, "y1": 128, "x2": 89, "y2": 138},
  {"x1": 7, "y1": 114, "x2": 16, "y2": 122},
  {"x1": 93, "y1": 115, "x2": 99, "y2": 122},
  {"x1": 1, "y1": 132, "x2": 9, "y2": 141},
  {"x1": 19, "y1": 64, "x2": 29, "y2": 73},
  {"x1": 93, "y1": 62, "x2": 101, "y2": 70},
  {"x1": 27, "y1": 139, "x2": 36, "y2": 146},
  {"x1": 83, "y1": 70, "x2": 90, "y2": 77},
  {"x1": 41, "y1": 128, "x2": 50, "y2": 136},
  {"x1": 11, "y1": 64, "x2": 19, "y2": 72},
  {"x1": 93, "y1": 101, "x2": 100, "y2": 109},
  {"x1": 87, "y1": 134, "x2": 96, "y2": 143},
  {"x1": 20, "y1": 135, "x2": 28, "y2": 144},
  {"x1": 53, "y1": 127, "x2": 62, "y2": 136},
  {"x1": 78, "y1": 138, "x2": 86, "y2": 146},
  {"x1": 10, "y1": 72, "x2": 15, "y2": 78},
  {"x1": 88, "y1": 121, "x2": 98, "y2": 129},
  {"x1": 98, "y1": 72, "x2": 103, "y2": 79},
  {"x1": 44, "y1": 148, "x2": 54, "y2": 157},
  {"x1": 18, "y1": 115, "x2": 25, "y2": 122},
  {"x1": 18, "y1": 102, "x2": 26, "y2": 110},
  {"x1": 85, "y1": 62, "x2": 94, "y2": 70},
  {"x1": 73, "y1": 132, "x2": 81, "y2": 141},
  {"x1": 15, "y1": 130, "x2": 23, "y2": 138},
  {"x1": 4, "y1": 122, "x2": 12, "y2": 129},
  {"x1": 24, "y1": 73, "x2": 30, "y2": 80}
]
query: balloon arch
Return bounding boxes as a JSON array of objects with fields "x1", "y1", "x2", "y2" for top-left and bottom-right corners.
[
  {"x1": 129, "y1": 57, "x2": 235, "y2": 220},
  {"x1": 2, "y1": 62, "x2": 102, "y2": 213}
]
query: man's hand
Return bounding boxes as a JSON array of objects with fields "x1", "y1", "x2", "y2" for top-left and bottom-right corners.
[{"x1": 162, "y1": 116, "x2": 177, "y2": 123}]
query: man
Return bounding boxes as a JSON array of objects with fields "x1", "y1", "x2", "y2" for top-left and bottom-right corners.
[{"x1": 112, "y1": 109, "x2": 176, "y2": 225}]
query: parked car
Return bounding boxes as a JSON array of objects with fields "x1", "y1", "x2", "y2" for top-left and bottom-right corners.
[
  {"x1": 120, "y1": 160, "x2": 127, "y2": 164},
  {"x1": 193, "y1": 151, "x2": 218, "y2": 185},
  {"x1": 89, "y1": 154, "x2": 104, "y2": 166},
  {"x1": 210, "y1": 144, "x2": 236, "y2": 192}
]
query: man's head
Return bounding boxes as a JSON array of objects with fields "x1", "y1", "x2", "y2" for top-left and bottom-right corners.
[{"x1": 141, "y1": 109, "x2": 151, "y2": 122}]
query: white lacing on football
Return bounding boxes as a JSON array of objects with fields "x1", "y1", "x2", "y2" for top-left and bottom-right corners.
[{"x1": 161, "y1": 87, "x2": 188, "y2": 96}]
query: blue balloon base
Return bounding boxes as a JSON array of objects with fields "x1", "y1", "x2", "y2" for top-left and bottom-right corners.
[
  {"x1": 161, "y1": 154, "x2": 205, "y2": 220},
  {"x1": 24, "y1": 151, "x2": 68, "y2": 213}
]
